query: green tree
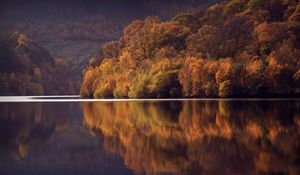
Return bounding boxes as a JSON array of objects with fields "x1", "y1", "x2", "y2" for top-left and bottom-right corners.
[{"x1": 218, "y1": 80, "x2": 233, "y2": 97}]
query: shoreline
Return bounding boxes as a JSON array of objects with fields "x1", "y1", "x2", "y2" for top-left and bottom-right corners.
[{"x1": 1, "y1": 96, "x2": 300, "y2": 102}]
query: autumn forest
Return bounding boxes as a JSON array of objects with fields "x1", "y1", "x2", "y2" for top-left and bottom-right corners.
[
  {"x1": 81, "y1": 0, "x2": 300, "y2": 98},
  {"x1": 1, "y1": 1, "x2": 300, "y2": 175},
  {"x1": 0, "y1": 0, "x2": 300, "y2": 97}
]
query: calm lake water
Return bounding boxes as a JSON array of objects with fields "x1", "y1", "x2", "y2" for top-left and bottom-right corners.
[{"x1": 0, "y1": 99, "x2": 300, "y2": 175}]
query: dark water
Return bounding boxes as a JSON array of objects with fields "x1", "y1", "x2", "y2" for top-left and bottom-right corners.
[{"x1": 0, "y1": 100, "x2": 300, "y2": 175}]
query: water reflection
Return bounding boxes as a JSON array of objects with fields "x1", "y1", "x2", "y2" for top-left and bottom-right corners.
[
  {"x1": 0, "y1": 102, "x2": 131, "y2": 175},
  {"x1": 1, "y1": 100, "x2": 300, "y2": 175},
  {"x1": 0, "y1": 102, "x2": 70, "y2": 160},
  {"x1": 82, "y1": 100, "x2": 300, "y2": 175}
]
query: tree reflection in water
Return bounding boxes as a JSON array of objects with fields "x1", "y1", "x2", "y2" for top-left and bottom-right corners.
[
  {"x1": 0, "y1": 102, "x2": 71, "y2": 160},
  {"x1": 82, "y1": 100, "x2": 300, "y2": 175},
  {"x1": 0, "y1": 102, "x2": 131, "y2": 175}
]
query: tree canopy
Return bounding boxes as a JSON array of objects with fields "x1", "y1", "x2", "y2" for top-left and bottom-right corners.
[{"x1": 81, "y1": 0, "x2": 300, "y2": 98}]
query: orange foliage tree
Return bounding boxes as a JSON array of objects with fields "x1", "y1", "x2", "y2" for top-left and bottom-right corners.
[{"x1": 80, "y1": 0, "x2": 300, "y2": 98}]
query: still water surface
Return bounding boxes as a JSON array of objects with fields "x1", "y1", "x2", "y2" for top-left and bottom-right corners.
[{"x1": 0, "y1": 99, "x2": 300, "y2": 175}]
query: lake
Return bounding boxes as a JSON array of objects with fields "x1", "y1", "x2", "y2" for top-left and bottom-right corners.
[{"x1": 0, "y1": 98, "x2": 300, "y2": 175}]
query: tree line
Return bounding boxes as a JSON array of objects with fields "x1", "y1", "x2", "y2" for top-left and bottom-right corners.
[{"x1": 81, "y1": 0, "x2": 300, "y2": 98}]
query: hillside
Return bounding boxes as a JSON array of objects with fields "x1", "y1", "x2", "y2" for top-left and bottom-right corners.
[
  {"x1": 0, "y1": 30, "x2": 75, "y2": 95},
  {"x1": 81, "y1": 0, "x2": 300, "y2": 98},
  {"x1": 41, "y1": 40, "x2": 104, "y2": 92}
]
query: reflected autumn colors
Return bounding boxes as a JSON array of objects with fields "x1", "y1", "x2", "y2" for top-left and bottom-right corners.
[
  {"x1": 1, "y1": 100, "x2": 300, "y2": 175},
  {"x1": 82, "y1": 100, "x2": 300, "y2": 175}
]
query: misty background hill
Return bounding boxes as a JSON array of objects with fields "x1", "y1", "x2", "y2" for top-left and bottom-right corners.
[{"x1": 0, "y1": 0, "x2": 221, "y2": 41}]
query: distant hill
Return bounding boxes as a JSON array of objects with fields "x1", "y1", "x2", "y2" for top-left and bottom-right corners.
[
  {"x1": 0, "y1": 0, "x2": 221, "y2": 41},
  {"x1": 41, "y1": 40, "x2": 105, "y2": 92}
]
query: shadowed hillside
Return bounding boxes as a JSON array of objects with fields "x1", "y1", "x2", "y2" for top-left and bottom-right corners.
[{"x1": 0, "y1": 30, "x2": 75, "y2": 95}]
